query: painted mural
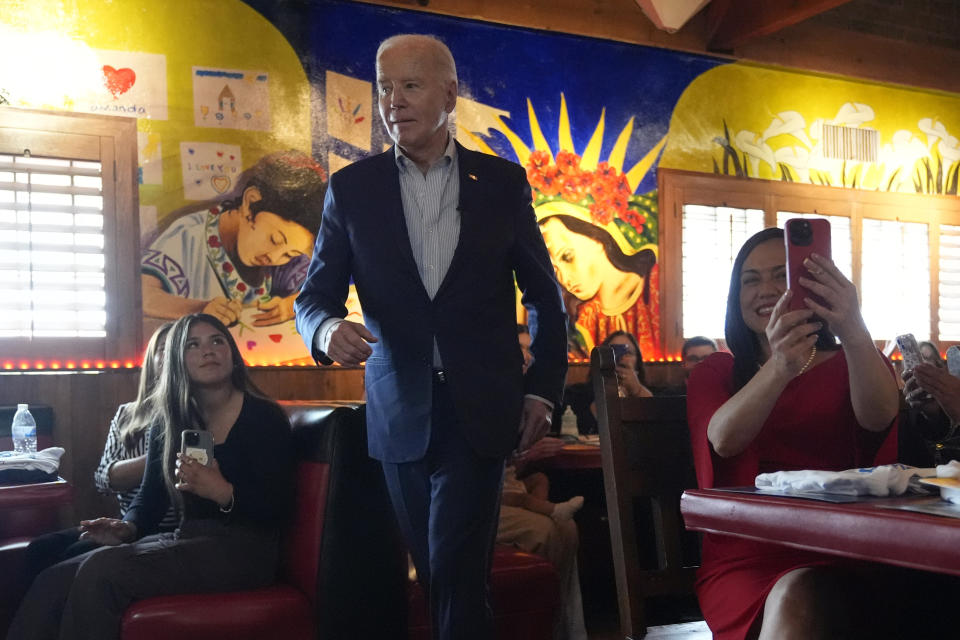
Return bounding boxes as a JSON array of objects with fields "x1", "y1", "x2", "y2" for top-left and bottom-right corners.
[
  {"x1": 4, "y1": 0, "x2": 960, "y2": 367},
  {"x1": 661, "y1": 64, "x2": 960, "y2": 195},
  {"x1": 306, "y1": 1, "x2": 721, "y2": 359},
  {"x1": 0, "y1": 0, "x2": 315, "y2": 364}
]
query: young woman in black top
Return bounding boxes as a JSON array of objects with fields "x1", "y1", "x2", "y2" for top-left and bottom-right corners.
[{"x1": 8, "y1": 313, "x2": 295, "y2": 640}]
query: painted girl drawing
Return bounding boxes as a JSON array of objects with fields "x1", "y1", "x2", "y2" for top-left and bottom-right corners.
[{"x1": 141, "y1": 150, "x2": 327, "y2": 328}]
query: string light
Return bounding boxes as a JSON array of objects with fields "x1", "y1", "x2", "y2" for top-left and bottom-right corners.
[{"x1": 1, "y1": 354, "x2": 693, "y2": 371}]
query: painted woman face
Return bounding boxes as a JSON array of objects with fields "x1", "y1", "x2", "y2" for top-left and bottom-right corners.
[
  {"x1": 236, "y1": 210, "x2": 314, "y2": 268},
  {"x1": 540, "y1": 217, "x2": 606, "y2": 300},
  {"x1": 738, "y1": 238, "x2": 787, "y2": 335}
]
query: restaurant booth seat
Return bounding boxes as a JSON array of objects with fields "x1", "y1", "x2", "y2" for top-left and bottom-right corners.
[
  {"x1": 406, "y1": 546, "x2": 559, "y2": 640},
  {"x1": 121, "y1": 401, "x2": 408, "y2": 640},
  {"x1": 121, "y1": 401, "x2": 560, "y2": 640}
]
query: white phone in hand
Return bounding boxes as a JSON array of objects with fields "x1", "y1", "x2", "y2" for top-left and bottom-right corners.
[
  {"x1": 896, "y1": 334, "x2": 922, "y2": 373},
  {"x1": 947, "y1": 346, "x2": 960, "y2": 378},
  {"x1": 181, "y1": 429, "x2": 214, "y2": 466}
]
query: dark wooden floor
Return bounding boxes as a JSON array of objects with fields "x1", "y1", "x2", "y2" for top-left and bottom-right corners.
[{"x1": 585, "y1": 594, "x2": 706, "y2": 639}]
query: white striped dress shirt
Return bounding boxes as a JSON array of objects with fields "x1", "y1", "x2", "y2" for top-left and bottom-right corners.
[
  {"x1": 316, "y1": 137, "x2": 460, "y2": 365},
  {"x1": 395, "y1": 135, "x2": 460, "y2": 300}
]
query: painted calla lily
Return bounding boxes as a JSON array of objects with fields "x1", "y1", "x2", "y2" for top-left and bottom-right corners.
[
  {"x1": 918, "y1": 118, "x2": 950, "y2": 149},
  {"x1": 734, "y1": 130, "x2": 776, "y2": 175},
  {"x1": 774, "y1": 146, "x2": 810, "y2": 182},
  {"x1": 830, "y1": 103, "x2": 875, "y2": 127},
  {"x1": 939, "y1": 136, "x2": 960, "y2": 164},
  {"x1": 762, "y1": 111, "x2": 812, "y2": 148}
]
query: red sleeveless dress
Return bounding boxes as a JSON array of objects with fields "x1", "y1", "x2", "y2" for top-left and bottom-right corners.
[{"x1": 686, "y1": 351, "x2": 898, "y2": 639}]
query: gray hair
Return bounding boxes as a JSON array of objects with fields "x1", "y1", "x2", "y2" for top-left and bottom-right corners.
[{"x1": 376, "y1": 34, "x2": 458, "y2": 84}]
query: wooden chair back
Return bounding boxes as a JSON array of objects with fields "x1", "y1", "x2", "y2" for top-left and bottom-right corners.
[{"x1": 592, "y1": 346, "x2": 699, "y2": 639}]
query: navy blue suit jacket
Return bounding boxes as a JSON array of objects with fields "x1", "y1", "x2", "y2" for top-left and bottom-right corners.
[{"x1": 295, "y1": 142, "x2": 568, "y2": 463}]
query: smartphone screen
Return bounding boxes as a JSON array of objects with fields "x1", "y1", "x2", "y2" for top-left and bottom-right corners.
[
  {"x1": 947, "y1": 346, "x2": 960, "y2": 378},
  {"x1": 610, "y1": 343, "x2": 630, "y2": 364},
  {"x1": 896, "y1": 334, "x2": 922, "y2": 373},
  {"x1": 181, "y1": 429, "x2": 214, "y2": 466},
  {"x1": 784, "y1": 218, "x2": 832, "y2": 313}
]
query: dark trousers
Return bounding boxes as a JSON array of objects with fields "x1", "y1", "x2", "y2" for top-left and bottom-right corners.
[
  {"x1": 24, "y1": 527, "x2": 101, "y2": 584},
  {"x1": 381, "y1": 375, "x2": 505, "y2": 640},
  {"x1": 6, "y1": 520, "x2": 278, "y2": 640}
]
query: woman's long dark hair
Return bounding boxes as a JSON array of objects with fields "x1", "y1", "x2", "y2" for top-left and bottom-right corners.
[
  {"x1": 545, "y1": 215, "x2": 657, "y2": 304},
  {"x1": 726, "y1": 227, "x2": 837, "y2": 391},
  {"x1": 601, "y1": 330, "x2": 647, "y2": 386},
  {"x1": 153, "y1": 313, "x2": 275, "y2": 513}
]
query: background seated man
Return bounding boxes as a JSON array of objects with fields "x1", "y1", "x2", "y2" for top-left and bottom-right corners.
[{"x1": 661, "y1": 336, "x2": 718, "y2": 396}]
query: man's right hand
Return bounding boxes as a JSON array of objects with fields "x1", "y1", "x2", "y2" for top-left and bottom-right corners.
[{"x1": 325, "y1": 320, "x2": 378, "y2": 365}]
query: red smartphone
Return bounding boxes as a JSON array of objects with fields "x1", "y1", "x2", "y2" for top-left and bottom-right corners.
[{"x1": 784, "y1": 218, "x2": 831, "y2": 313}]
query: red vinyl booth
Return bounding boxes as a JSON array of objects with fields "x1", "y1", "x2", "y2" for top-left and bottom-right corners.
[
  {"x1": 407, "y1": 546, "x2": 559, "y2": 640},
  {"x1": 120, "y1": 401, "x2": 560, "y2": 640},
  {"x1": 122, "y1": 402, "x2": 414, "y2": 639}
]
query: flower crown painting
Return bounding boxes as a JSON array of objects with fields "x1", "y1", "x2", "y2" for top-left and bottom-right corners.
[{"x1": 489, "y1": 95, "x2": 665, "y2": 359}]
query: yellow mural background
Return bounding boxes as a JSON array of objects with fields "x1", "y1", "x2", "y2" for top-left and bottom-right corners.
[
  {"x1": 662, "y1": 62, "x2": 960, "y2": 193},
  {"x1": 0, "y1": 0, "x2": 311, "y2": 222}
]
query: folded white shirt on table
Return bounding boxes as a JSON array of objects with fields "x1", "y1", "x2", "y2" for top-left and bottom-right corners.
[
  {"x1": 0, "y1": 447, "x2": 65, "y2": 475},
  {"x1": 755, "y1": 463, "x2": 934, "y2": 497}
]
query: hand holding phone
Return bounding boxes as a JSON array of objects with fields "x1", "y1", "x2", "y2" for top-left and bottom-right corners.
[
  {"x1": 610, "y1": 343, "x2": 630, "y2": 365},
  {"x1": 180, "y1": 429, "x2": 215, "y2": 467},
  {"x1": 896, "y1": 334, "x2": 922, "y2": 373},
  {"x1": 784, "y1": 218, "x2": 832, "y2": 313},
  {"x1": 947, "y1": 346, "x2": 960, "y2": 378}
]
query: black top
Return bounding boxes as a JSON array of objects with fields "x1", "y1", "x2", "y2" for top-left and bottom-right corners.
[{"x1": 124, "y1": 393, "x2": 295, "y2": 536}]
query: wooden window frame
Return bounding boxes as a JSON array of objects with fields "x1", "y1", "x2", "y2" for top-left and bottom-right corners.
[
  {"x1": 659, "y1": 168, "x2": 960, "y2": 355},
  {"x1": 0, "y1": 107, "x2": 140, "y2": 363}
]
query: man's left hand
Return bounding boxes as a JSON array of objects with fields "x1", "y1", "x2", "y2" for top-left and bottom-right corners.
[{"x1": 518, "y1": 397, "x2": 552, "y2": 453}]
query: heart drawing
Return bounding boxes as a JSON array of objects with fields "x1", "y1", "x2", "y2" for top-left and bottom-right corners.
[
  {"x1": 210, "y1": 175, "x2": 231, "y2": 193},
  {"x1": 102, "y1": 65, "x2": 136, "y2": 99}
]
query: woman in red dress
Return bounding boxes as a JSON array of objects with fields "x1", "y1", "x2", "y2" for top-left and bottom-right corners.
[{"x1": 686, "y1": 227, "x2": 900, "y2": 639}]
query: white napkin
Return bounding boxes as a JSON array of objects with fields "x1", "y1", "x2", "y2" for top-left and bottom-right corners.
[
  {"x1": 936, "y1": 459, "x2": 960, "y2": 480},
  {"x1": 755, "y1": 463, "x2": 933, "y2": 497},
  {"x1": 934, "y1": 460, "x2": 960, "y2": 504},
  {"x1": 0, "y1": 447, "x2": 65, "y2": 474}
]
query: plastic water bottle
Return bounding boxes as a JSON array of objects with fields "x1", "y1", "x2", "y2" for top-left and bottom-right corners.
[
  {"x1": 560, "y1": 406, "x2": 579, "y2": 437},
  {"x1": 11, "y1": 404, "x2": 37, "y2": 454}
]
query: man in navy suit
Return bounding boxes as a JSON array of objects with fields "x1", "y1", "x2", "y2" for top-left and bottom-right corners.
[{"x1": 295, "y1": 34, "x2": 567, "y2": 639}]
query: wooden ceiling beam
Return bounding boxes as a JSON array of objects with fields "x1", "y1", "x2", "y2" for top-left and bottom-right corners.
[{"x1": 708, "y1": 0, "x2": 855, "y2": 51}]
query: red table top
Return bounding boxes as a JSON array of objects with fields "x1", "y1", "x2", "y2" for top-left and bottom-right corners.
[
  {"x1": 681, "y1": 488, "x2": 960, "y2": 577},
  {"x1": 0, "y1": 478, "x2": 72, "y2": 510},
  {"x1": 541, "y1": 445, "x2": 602, "y2": 470}
]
